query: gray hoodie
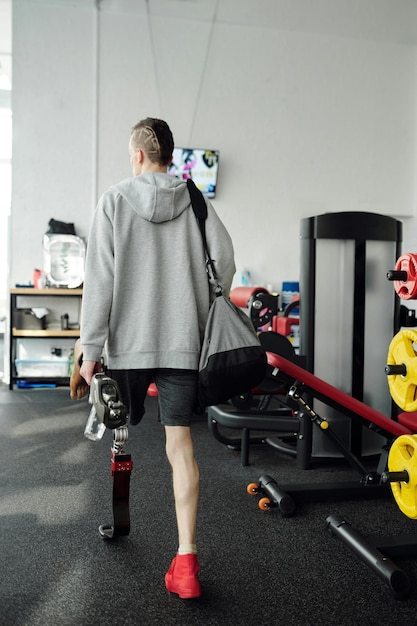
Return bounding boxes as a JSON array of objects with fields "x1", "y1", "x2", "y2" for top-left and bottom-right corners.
[{"x1": 81, "y1": 172, "x2": 236, "y2": 370}]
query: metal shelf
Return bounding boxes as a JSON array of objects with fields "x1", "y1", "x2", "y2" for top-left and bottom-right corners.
[
  {"x1": 12, "y1": 329, "x2": 80, "y2": 337},
  {"x1": 9, "y1": 288, "x2": 82, "y2": 390}
]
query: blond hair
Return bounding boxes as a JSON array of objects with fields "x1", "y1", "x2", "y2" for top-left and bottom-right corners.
[{"x1": 130, "y1": 117, "x2": 174, "y2": 166}]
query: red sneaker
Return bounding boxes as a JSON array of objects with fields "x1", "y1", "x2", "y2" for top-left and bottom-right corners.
[{"x1": 165, "y1": 553, "x2": 201, "y2": 599}]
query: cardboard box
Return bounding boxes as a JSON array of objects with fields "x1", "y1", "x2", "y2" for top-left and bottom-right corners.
[{"x1": 13, "y1": 309, "x2": 47, "y2": 330}]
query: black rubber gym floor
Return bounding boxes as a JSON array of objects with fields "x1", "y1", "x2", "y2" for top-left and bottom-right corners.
[{"x1": 1, "y1": 384, "x2": 417, "y2": 625}]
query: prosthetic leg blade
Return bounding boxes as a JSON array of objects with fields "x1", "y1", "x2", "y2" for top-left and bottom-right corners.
[{"x1": 98, "y1": 412, "x2": 132, "y2": 540}]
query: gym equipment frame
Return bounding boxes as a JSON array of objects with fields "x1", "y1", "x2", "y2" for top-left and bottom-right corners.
[
  {"x1": 324, "y1": 269, "x2": 417, "y2": 601},
  {"x1": 247, "y1": 337, "x2": 414, "y2": 515},
  {"x1": 326, "y1": 432, "x2": 417, "y2": 600}
]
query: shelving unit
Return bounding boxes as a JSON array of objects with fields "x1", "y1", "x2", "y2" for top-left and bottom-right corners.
[{"x1": 9, "y1": 287, "x2": 82, "y2": 389}]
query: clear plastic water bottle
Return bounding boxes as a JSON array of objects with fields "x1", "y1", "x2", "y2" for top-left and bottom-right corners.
[{"x1": 83, "y1": 405, "x2": 106, "y2": 441}]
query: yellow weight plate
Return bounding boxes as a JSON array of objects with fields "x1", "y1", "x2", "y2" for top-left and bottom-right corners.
[
  {"x1": 387, "y1": 329, "x2": 417, "y2": 412},
  {"x1": 388, "y1": 434, "x2": 417, "y2": 519}
]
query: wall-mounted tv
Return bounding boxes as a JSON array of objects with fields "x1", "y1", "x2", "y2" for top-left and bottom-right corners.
[{"x1": 168, "y1": 148, "x2": 219, "y2": 198}]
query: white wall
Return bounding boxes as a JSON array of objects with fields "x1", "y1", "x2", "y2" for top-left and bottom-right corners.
[
  {"x1": 0, "y1": 0, "x2": 12, "y2": 335},
  {"x1": 10, "y1": 0, "x2": 417, "y2": 292}
]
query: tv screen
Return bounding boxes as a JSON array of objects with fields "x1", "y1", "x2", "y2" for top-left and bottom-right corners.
[{"x1": 168, "y1": 148, "x2": 219, "y2": 198}]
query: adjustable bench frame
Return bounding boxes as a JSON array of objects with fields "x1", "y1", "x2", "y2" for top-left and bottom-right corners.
[
  {"x1": 248, "y1": 348, "x2": 413, "y2": 512},
  {"x1": 208, "y1": 399, "x2": 305, "y2": 467},
  {"x1": 209, "y1": 332, "x2": 412, "y2": 469},
  {"x1": 247, "y1": 346, "x2": 417, "y2": 599}
]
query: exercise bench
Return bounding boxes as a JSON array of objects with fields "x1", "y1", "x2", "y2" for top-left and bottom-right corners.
[{"x1": 247, "y1": 331, "x2": 415, "y2": 514}]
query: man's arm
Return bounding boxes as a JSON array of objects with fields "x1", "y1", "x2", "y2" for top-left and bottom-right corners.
[
  {"x1": 205, "y1": 202, "x2": 236, "y2": 297},
  {"x1": 81, "y1": 193, "x2": 115, "y2": 362}
]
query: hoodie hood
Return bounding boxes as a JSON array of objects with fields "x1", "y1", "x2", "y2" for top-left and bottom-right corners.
[{"x1": 113, "y1": 172, "x2": 191, "y2": 223}]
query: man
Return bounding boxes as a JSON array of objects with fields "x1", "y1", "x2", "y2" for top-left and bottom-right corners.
[{"x1": 78, "y1": 117, "x2": 235, "y2": 599}]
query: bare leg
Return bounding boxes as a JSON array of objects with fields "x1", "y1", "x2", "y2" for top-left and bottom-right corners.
[{"x1": 164, "y1": 425, "x2": 199, "y2": 546}]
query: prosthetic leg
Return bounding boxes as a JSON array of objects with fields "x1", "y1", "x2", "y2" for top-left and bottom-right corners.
[{"x1": 88, "y1": 373, "x2": 132, "y2": 540}]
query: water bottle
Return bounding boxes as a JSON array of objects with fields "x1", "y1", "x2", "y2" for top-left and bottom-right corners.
[
  {"x1": 84, "y1": 405, "x2": 106, "y2": 441},
  {"x1": 61, "y1": 313, "x2": 69, "y2": 330}
]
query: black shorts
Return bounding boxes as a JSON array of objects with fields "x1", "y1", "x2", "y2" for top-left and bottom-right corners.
[{"x1": 108, "y1": 368, "x2": 198, "y2": 427}]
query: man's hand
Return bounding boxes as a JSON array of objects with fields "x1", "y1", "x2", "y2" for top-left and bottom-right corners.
[
  {"x1": 80, "y1": 360, "x2": 102, "y2": 386},
  {"x1": 69, "y1": 339, "x2": 103, "y2": 400}
]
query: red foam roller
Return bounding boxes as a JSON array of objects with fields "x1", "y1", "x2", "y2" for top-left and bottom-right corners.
[
  {"x1": 394, "y1": 253, "x2": 417, "y2": 300},
  {"x1": 274, "y1": 316, "x2": 299, "y2": 336},
  {"x1": 230, "y1": 286, "x2": 269, "y2": 308}
]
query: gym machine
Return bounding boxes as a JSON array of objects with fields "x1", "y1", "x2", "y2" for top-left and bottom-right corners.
[
  {"x1": 246, "y1": 335, "x2": 417, "y2": 599},
  {"x1": 247, "y1": 340, "x2": 412, "y2": 515},
  {"x1": 242, "y1": 224, "x2": 417, "y2": 599},
  {"x1": 299, "y1": 211, "x2": 402, "y2": 455},
  {"x1": 323, "y1": 253, "x2": 417, "y2": 600},
  {"x1": 211, "y1": 212, "x2": 403, "y2": 467}
]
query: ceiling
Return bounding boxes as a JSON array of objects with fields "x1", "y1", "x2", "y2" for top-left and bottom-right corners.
[{"x1": 1, "y1": 0, "x2": 417, "y2": 93}]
